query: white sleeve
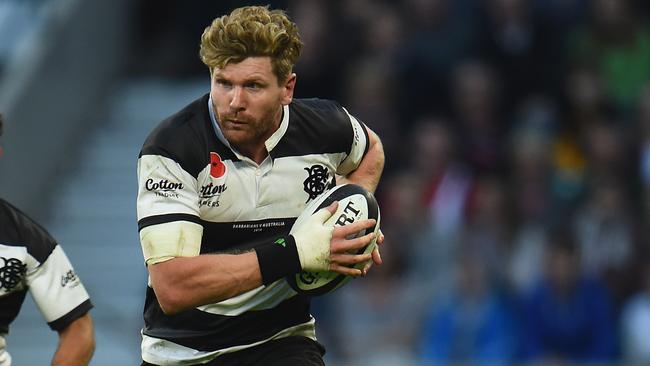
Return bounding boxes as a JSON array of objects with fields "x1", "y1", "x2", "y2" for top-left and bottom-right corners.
[
  {"x1": 26, "y1": 245, "x2": 91, "y2": 327},
  {"x1": 137, "y1": 154, "x2": 201, "y2": 220},
  {"x1": 137, "y1": 154, "x2": 203, "y2": 264},
  {"x1": 336, "y1": 108, "x2": 369, "y2": 176}
]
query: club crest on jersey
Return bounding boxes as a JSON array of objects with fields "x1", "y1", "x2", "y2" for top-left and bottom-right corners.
[
  {"x1": 0, "y1": 257, "x2": 26, "y2": 292},
  {"x1": 200, "y1": 152, "x2": 229, "y2": 208},
  {"x1": 303, "y1": 164, "x2": 335, "y2": 203}
]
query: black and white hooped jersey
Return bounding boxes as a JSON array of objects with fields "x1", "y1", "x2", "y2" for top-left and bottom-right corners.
[
  {"x1": 136, "y1": 94, "x2": 369, "y2": 364},
  {"x1": 0, "y1": 199, "x2": 92, "y2": 364}
]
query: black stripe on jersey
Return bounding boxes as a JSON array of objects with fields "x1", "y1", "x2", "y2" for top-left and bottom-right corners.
[
  {"x1": 270, "y1": 99, "x2": 354, "y2": 159},
  {"x1": 0, "y1": 289, "x2": 28, "y2": 333},
  {"x1": 200, "y1": 218, "x2": 297, "y2": 254},
  {"x1": 357, "y1": 118, "x2": 371, "y2": 158},
  {"x1": 48, "y1": 299, "x2": 93, "y2": 331},
  {"x1": 138, "y1": 216, "x2": 296, "y2": 250},
  {"x1": 139, "y1": 94, "x2": 239, "y2": 178},
  {"x1": 138, "y1": 214, "x2": 203, "y2": 231},
  {"x1": 143, "y1": 287, "x2": 311, "y2": 352},
  {"x1": 0, "y1": 198, "x2": 56, "y2": 263}
]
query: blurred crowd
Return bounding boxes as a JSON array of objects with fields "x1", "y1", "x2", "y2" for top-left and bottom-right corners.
[{"x1": 278, "y1": 0, "x2": 650, "y2": 365}]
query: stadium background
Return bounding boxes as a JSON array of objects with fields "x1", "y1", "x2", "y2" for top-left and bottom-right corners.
[{"x1": 2, "y1": 0, "x2": 650, "y2": 364}]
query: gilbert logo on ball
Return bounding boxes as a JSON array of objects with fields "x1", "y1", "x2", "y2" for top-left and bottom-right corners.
[{"x1": 287, "y1": 184, "x2": 380, "y2": 296}]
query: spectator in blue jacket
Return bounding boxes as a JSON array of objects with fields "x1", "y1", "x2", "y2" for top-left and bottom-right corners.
[
  {"x1": 419, "y1": 248, "x2": 516, "y2": 365},
  {"x1": 519, "y1": 227, "x2": 616, "y2": 363}
]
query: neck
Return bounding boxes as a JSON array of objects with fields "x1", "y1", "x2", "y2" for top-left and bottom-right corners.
[{"x1": 240, "y1": 145, "x2": 269, "y2": 165}]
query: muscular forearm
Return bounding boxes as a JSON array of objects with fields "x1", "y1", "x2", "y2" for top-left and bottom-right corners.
[
  {"x1": 149, "y1": 252, "x2": 263, "y2": 314},
  {"x1": 341, "y1": 128, "x2": 385, "y2": 193},
  {"x1": 52, "y1": 313, "x2": 94, "y2": 366}
]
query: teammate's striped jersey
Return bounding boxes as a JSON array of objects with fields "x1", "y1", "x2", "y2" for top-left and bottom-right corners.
[
  {"x1": 0, "y1": 199, "x2": 93, "y2": 365},
  {"x1": 136, "y1": 94, "x2": 369, "y2": 364}
]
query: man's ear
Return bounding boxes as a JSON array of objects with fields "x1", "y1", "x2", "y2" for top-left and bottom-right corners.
[{"x1": 281, "y1": 73, "x2": 297, "y2": 105}]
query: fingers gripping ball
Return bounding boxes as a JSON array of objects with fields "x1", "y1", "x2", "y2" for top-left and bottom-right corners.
[
  {"x1": 290, "y1": 205, "x2": 337, "y2": 272},
  {"x1": 287, "y1": 184, "x2": 380, "y2": 296}
]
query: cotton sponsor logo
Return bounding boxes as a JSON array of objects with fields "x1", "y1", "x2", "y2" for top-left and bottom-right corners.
[
  {"x1": 61, "y1": 269, "x2": 80, "y2": 288},
  {"x1": 145, "y1": 178, "x2": 184, "y2": 198}
]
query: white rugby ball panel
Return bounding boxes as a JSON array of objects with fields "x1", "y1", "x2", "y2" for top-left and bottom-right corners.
[{"x1": 287, "y1": 184, "x2": 380, "y2": 296}]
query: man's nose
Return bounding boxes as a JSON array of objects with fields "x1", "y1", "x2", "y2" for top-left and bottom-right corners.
[{"x1": 230, "y1": 86, "x2": 246, "y2": 110}]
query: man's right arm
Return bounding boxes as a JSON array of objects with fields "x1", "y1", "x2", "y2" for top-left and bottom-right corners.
[
  {"x1": 147, "y1": 202, "x2": 377, "y2": 315},
  {"x1": 148, "y1": 252, "x2": 263, "y2": 314}
]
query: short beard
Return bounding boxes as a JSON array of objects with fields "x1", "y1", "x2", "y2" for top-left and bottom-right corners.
[{"x1": 216, "y1": 105, "x2": 283, "y2": 151}]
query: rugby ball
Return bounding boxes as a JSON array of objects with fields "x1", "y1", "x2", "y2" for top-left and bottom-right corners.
[{"x1": 286, "y1": 184, "x2": 380, "y2": 296}]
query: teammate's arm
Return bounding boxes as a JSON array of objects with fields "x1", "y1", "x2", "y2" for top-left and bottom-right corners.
[
  {"x1": 25, "y1": 240, "x2": 94, "y2": 366},
  {"x1": 338, "y1": 127, "x2": 384, "y2": 194},
  {"x1": 52, "y1": 313, "x2": 94, "y2": 366}
]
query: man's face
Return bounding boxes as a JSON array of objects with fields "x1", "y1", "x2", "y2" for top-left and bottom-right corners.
[{"x1": 210, "y1": 57, "x2": 295, "y2": 154}]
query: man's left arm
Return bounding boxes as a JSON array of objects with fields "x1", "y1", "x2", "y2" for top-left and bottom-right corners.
[
  {"x1": 52, "y1": 313, "x2": 94, "y2": 366},
  {"x1": 338, "y1": 126, "x2": 385, "y2": 194},
  {"x1": 337, "y1": 124, "x2": 385, "y2": 269}
]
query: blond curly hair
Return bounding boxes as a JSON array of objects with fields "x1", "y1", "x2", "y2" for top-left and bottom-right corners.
[{"x1": 200, "y1": 6, "x2": 303, "y2": 82}]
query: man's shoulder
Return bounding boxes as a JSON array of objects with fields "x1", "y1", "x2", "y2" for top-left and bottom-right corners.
[
  {"x1": 142, "y1": 94, "x2": 210, "y2": 150},
  {"x1": 140, "y1": 94, "x2": 212, "y2": 161},
  {"x1": 289, "y1": 98, "x2": 350, "y2": 127},
  {"x1": 0, "y1": 198, "x2": 56, "y2": 264},
  {"x1": 291, "y1": 98, "x2": 344, "y2": 115},
  {"x1": 270, "y1": 98, "x2": 355, "y2": 157}
]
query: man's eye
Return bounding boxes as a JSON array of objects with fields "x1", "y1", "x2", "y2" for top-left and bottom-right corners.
[{"x1": 216, "y1": 80, "x2": 232, "y2": 88}]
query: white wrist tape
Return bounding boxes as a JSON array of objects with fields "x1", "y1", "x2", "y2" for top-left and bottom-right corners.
[{"x1": 290, "y1": 207, "x2": 335, "y2": 271}]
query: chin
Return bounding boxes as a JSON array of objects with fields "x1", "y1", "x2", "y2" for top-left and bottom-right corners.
[{"x1": 223, "y1": 131, "x2": 252, "y2": 147}]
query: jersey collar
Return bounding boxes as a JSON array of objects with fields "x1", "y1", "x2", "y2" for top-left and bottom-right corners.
[
  {"x1": 265, "y1": 104, "x2": 289, "y2": 153},
  {"x1": 207, "y1": 97, "x2": 289, "y2": 160}
]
